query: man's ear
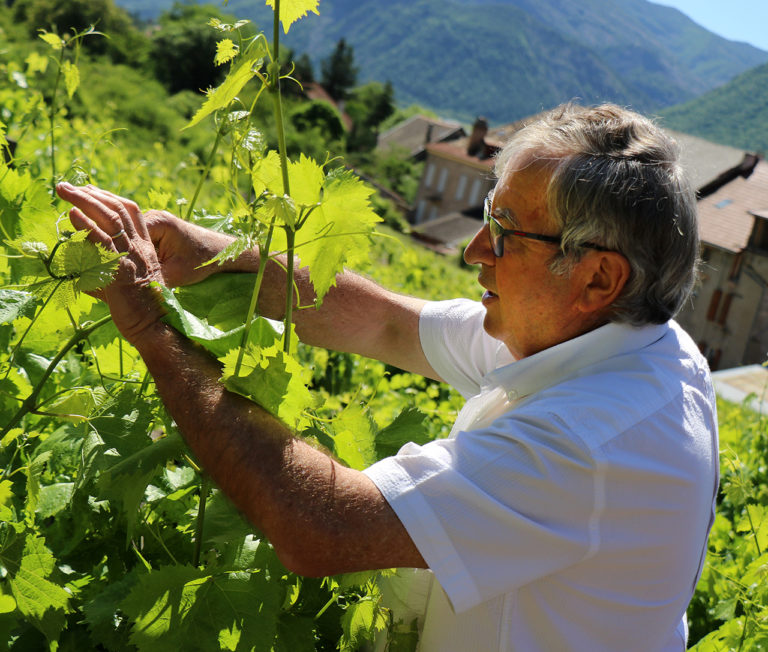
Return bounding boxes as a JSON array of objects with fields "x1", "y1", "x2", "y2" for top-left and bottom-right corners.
[{"x1": 577, "y1": 251, "x2": 631, "y2": 315}]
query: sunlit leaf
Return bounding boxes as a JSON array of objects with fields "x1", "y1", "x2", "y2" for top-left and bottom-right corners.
[
  {"x1": 339, "y1": 597, "x2": 387, "y2": 651},
  {"x1": 121, "y1": 566, "x2": 283, "y2": 651},
  {"x1": 0, "y1": 593, "x2": 16, "y2": 614},
  {"x1": 0, "y1": 534, "x2": 72, "y2": 641},
  {"x1": 265, "y1": 0, "x2": 320, "y2": 34},
  {"x1": 24, "y1": 51, "x2": 48, "y2": 75},
  {"x1": 49, "y1": 230, "x2": 123, "y2": 293},
  {"x1": 329, "y1": 402, "x2": 376, "y2": 470},
  {"x1": 62, "y1": 60, "x2": 80, "y2": 98},
  {"x1": 0, "y1": 289, "x2": 36, "y2": 323},
  {"x1": 296, "y1": 168, "x2": 381, "y2": 303},
  {"x1": 38, "y1": 31, "x2": 63, "y2": 50},
  {"x1": 184, "y1": 54, "x2": 264, "y2": 130},
  {"x1": 221, "y1": 342, "x2": 314, "y2": 430},
  {"x1": 215, "y1": 39, "x2": 238, "y2": 66}
]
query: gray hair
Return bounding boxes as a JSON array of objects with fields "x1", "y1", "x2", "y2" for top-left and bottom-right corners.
[{"x1": 494, "y1": 103, "x2": 699, "y2": 326}]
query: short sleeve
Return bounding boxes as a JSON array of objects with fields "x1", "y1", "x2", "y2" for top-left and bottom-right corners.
[
  {"x1": 364, "y1": 408, "x2": 597, "y2": 613},
  {"x1": 419, "y1": 299, "x2": 512, "y2": 398}
]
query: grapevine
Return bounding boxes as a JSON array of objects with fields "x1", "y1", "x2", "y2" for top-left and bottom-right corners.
[
  {"x1": 0, "y1": 1, "x2": 758, "y2": 649},
  {"x1": 0, "y1": 1, "x2": 468, "y2": 649}
]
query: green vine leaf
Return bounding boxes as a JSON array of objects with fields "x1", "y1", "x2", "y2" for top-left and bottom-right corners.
[
  {"x1": 0, "y1": 533, "x2": 72, "y2": 642},
  {"x1": 287, "y1": 154, "x2": 324, "y2": 205},
  {"x1": 250, "y1": 150, "x2": 283, "y2": 199},
  {"x1": 0, "y1": 290, "x2": 36, "y2": 324},
  {"x1": 121, "y1": 566, "x2": 283, "y2": 652},
  {"x1": 38, "y1": 31, "x2": 64, "y2": 50},
  {"x1": 328, "y1": 402, "x2": 377, "y2": 471},
  {"x1": 24, "y1": 51, "x2": 48, "y2": 75},
  {"x1": 159, "y1": 283, "x2": 282, "y2": 357},
  {"x1": 298, "y1": 168, "x2": 381, "y2": 304},
  {"x1": 266, "y1": 0, "x2": 320, "y2": 34},
  {"x1": 221, "y1": 342, "x2": 314, "y2": 431},
  {"x1": 214, "y1": 39, "x2": 238, "y2": 66},
  {"x1": 61, "y1": 60, "x2": 80, "y2": 98},
  {"x1": 339, "y1": 596, "x2": 388, "y2": 652},
  {"x1": 50, "y1": 230, "x2": 124, "y2": 293},
  {"x1": 184, "y1": 52, "x2": 265, "y2": 130}
]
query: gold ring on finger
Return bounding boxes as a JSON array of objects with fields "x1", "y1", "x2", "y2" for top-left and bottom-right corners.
[{"x1": 111, "y1": 229, "x2": 126, "y2": 240}]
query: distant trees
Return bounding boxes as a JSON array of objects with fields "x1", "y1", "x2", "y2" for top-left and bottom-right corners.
[
  {"x1": 321, "y1": 38, "x2": 358, "y2": 102},
  {"x1": 12, "y1": 0, "x2": 149, "y2": 66},
  {"x1": 150, "y1": 3, "x2": 232, "y2": 95},
  {"x1": 346, "y1": 81, "x2": 395, "y2": 151}
]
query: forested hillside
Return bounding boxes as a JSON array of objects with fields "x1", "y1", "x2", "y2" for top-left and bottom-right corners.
[
  {"x1": 114, "y1": 0, "x2": 768, "y2": 123},
  {"x1": 659, "y1": 62, "x2": 768, "y2": 153}
]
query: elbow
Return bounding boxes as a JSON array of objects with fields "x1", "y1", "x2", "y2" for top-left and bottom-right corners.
[{"x1": 272, "y1": 537, "x2": 340, "y2": 578}]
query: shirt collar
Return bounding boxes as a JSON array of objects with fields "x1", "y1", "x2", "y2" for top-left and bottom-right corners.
[{"x1": 481, "y1": 321, "x2": 670, "y2": 402}]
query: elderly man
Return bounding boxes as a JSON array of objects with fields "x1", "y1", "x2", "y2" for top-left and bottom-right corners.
[{"x1": 57, "y1": 103, "x2": 718, "y2": 651}]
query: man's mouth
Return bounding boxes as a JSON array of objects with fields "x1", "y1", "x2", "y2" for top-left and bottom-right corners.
[{"x1": 482, "y1": 289, "x2": 498, "y2": 300}]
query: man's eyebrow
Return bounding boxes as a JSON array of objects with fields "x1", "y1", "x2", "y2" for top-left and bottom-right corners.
[{"x1": 494, "y1": 205, "x2": 521, "y2": 229}]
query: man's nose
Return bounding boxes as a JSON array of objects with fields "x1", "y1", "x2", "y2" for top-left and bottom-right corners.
[{"x1": 463, "y1": 223, "x2": 495, "y2": 266}]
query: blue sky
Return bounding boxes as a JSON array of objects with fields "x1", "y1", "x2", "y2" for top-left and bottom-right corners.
[{"x1": 651, "y1": 0, "x2": 768, "y2": 51}]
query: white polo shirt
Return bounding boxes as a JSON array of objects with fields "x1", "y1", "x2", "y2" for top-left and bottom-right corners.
[{"x1": 364, "y1": 299, "x2": 719, "y2": 652}]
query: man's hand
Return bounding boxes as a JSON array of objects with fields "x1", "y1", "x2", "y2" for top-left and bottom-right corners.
[
  {"x1": 143, "y1": 209, "x2": 237, "y2": 288},
  {"x1": 56, "y1": 183, "x2": 168, "y2": 344}
]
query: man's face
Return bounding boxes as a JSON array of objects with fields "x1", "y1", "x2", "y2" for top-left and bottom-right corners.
[{"x1": 463, "y1": 163, "x2": 588, "y2": 359}]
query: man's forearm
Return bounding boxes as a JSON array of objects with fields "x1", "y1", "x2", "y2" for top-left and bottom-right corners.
[
  {"x1": 220, "y1": 250, "x2": 437, "y2": 378},
  {"x1": 134, "y1": 320, "x2": 426, "y2": 576}
]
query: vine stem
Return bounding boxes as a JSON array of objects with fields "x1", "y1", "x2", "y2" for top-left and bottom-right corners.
[
  {"x1": 233, "y1": 222, "x2": 276, "y2": 377},
  {"x1": 283, "y1": 229, "x2": 296, "y2": 353},
  {"x1": 1, "y1": 314, "x2": 112, "y2": 438},
  {"x1": 186, "y1": 125, "x2": 224, "y2": 221},
  {"x1": 270, "y1": 0, "x2": 296, "y2": 355},
  {"x1": 193, "y1": 474, "x2": 212, "y2": 568},
  {"x1": 49, "y1": 46, "x2": 65, "y2": 194},
  {"x1": 3, "y1": 279, "x2": 64, "y2": 380},
  {"x1": 745, "y1": 506, "x2": 762, "y2": 556}
]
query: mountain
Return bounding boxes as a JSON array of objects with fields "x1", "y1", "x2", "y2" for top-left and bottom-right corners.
[
  {"x1": 658, "y1": 62, "x2": 768, "y2": 154},
  {"x1": 116, "y1": 0, "x2": 768, "y2": 124}
]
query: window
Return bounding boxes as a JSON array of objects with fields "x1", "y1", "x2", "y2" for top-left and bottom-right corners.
[
  {"x1": 416, "y1": 200, "x2": 426, "y2": 223},
  {"x1": 454, "y1": 175, "x2": 467, "y2": 200},
  {"x1": 716, "y1": 293, "x2": 734, "y2": 326},
  {"x1": 424, "y1": 163, "x2": 435, "y2": 188},
  {"x1": 468, "y1": 178, "x2": 482, "y2": 206},
  {"x1": 706, "y1": 289, "x2": 722, "y2": 321},
  {"x1": 436, "y1": 168, "x2": 448, "y2": 193}
]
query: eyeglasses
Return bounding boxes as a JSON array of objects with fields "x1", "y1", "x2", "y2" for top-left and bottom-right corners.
[{"x1": 483, "y1": 196, "x2": 611, "y2": 257}]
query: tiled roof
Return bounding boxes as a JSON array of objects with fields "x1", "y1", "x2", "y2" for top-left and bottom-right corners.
[
  {"x1": 697, "y1": 160, "x2": 768, "y2": 252},
  {"x1": 434, "y1": 114, "x2": 544, "y2": 164},
  {"x1": 412, "y1": 212, "x2": 483, "y2": 248},
  {"x1": 424, "y1": 141, "x2": 496, "y2": 169},
  {"x1": 667, "y1": 130, "x2": 747, "y2": 192},
  {"x1": 377, "y1": 115, "x2": 465, "y2": 157}
]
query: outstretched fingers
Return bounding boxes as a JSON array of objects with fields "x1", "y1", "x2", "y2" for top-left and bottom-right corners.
[
  {"x1": 83, "y1": 185, "x2": 152, "y2": 241},
  {"x1": 56, "y1": 183, "x2": 145, "y2": 244},
  {"x1": 67, "y1": 206, "x2": 120, "y2": 254}
]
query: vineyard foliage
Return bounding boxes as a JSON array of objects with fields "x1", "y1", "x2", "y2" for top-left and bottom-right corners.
[{"x1": 0, "y1": 1, "x2": 763, "y2": 650}]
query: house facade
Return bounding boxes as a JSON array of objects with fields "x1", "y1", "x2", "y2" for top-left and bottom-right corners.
[{"x1": 676, "y1": 161, "x2": 768, "y2": 370}]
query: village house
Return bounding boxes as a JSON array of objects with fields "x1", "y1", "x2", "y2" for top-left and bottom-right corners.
[
  {"x1": 406, "y1": 117, "x2": 533, "y2": 250},
  {"x1": 676, "y1": 159, "x2": 768, "y2": 370},
  {"x1": 377, "y1": 114, "x2": 466, "y2": 160}
]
